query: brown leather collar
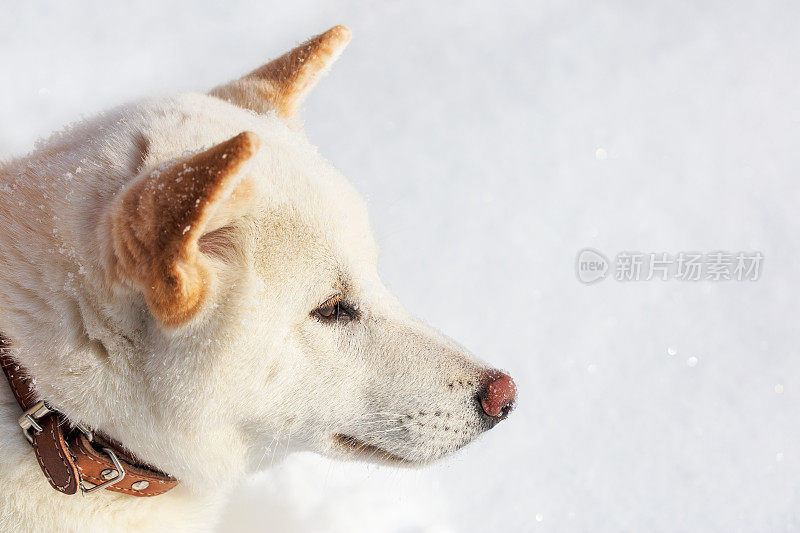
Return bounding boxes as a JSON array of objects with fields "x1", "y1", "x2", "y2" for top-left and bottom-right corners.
[{"x1": 0, "y1": 336, "x2": 178, "y2": 497}]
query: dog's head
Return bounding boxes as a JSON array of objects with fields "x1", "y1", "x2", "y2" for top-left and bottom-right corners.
[{"x1": 16, "y1": 26, "x2": 516, "y2": 490}]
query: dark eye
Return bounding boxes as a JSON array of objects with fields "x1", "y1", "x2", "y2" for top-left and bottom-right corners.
[{"x1": 313, "y1": 295, "x2": 357, "y2": 323}]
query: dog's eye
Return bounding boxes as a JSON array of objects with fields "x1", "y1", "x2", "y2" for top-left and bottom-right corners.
[{"x1": 313, "y1": 295, "x2": 357, "y2": 323}]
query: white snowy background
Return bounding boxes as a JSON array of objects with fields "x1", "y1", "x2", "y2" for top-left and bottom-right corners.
[{"x1": 2, "y1": 1, "x2": 799, "y2": 531}]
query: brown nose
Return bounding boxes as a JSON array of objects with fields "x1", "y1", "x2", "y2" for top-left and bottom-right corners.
[{"x1": 479, "y1": 370, "x2": 517, "y2": 417}]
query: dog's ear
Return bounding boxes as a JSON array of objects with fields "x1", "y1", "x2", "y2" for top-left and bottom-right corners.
[
  {"x1": 111, "y1": 132, "x2": 259, "y2": 327},
  {"x1": 209, "y1": 25, "x2": 351, "y2": 119}
]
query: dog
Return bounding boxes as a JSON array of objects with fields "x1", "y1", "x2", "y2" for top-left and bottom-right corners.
[{"x1": 0, "y1": 26, "x2": 516, "y2": 531}]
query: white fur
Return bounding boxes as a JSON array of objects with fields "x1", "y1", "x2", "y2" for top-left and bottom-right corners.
[{"x1": 0, "y1": 92, "x2": 499, "y2": 531}]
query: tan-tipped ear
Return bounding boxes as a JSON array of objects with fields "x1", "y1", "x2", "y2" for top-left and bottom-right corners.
[
  {"x1": 210, "y1": 25, "x2": 351, "y2": 119},
  {"x1": 111, "y1": 132, "x2": 259, "y2": 327}
]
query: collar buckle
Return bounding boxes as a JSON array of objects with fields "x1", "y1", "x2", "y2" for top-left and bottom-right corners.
[
  {"x1": 17, "y1": 400, "x2": 52, "y2": 443},
  {"x1": 80, "y1": 447, "x2": 126, "y2": 494}
]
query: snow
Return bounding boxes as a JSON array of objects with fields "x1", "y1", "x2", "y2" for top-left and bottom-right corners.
[{"x1": 2, "y1": 0, "x2": 799, "y2": 531}]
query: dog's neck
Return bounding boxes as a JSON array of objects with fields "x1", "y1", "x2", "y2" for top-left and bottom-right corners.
[
  {"x1": 0, "y1": 350, "x2": 225, "y2": 531},
  {"x1": 0, "y1": 134, "x2": 130, "y2": 429},
  {"x1": 0, "y1": 338, "x2": 180, "y2": 497}
]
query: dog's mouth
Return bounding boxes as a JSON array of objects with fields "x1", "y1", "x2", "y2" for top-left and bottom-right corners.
[{"x1": 331, "y1": 434, "x2": 412, "y2": 465}]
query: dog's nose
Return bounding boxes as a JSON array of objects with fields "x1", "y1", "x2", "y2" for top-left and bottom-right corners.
[{"x1": 479, "y1": 370, "x2": 517, "y2": 417}]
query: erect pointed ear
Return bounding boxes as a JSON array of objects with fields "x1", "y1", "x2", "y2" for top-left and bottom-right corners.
[
  {"x1": 209, "y1": 25, "x2": 351, "y2": 119},
  {"x1": 111, "y1": 132, "x2": 259, "y2": 327}
]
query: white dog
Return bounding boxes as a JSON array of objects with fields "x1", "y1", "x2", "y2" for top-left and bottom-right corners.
[{"x1": 0, "y1": 26, "x2": 516, "y2": 532}]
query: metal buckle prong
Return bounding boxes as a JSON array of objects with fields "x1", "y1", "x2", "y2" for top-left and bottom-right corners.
[
  {"x1": 81, "y1": 448, "x2": 126, "y2": 494},
  {"x1": 18, "y1": 400, "x2": 52, "y2": 443}
]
